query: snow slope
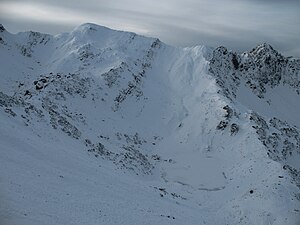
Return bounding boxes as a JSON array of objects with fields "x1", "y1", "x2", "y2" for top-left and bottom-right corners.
[{"x1": 0, "y1": 23, "x2": 299, "y2": 225}]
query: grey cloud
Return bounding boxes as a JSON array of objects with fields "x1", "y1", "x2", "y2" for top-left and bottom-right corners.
[
  {"x1": 147, "y1": 22, "x2": 280, "y2": 52},
  {"x1": 0, "y1": 18, "x2": 74, "y2": 35},
  {"x1": 243, "y1": 0, "x2": 300, "y2": 2},
  {"x1": 0, "y1": 0, "x2": 299, "y2": 57}
]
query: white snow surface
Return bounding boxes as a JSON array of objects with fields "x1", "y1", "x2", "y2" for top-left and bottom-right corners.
[{"x1": 0, "y1": 23, "x2": 299, "y2": 225}]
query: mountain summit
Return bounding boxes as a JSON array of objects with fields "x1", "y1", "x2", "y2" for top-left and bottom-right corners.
[{"x1": 0, "y1": 23, "x2": 299, "y2": 225}]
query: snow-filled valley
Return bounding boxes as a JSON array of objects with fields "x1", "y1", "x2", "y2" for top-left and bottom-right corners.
[{"x1": 0, "y1": 23, "x2": 299, "y2": 225}]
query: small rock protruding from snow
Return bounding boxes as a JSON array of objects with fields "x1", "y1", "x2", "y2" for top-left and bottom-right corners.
[{"x1": 230, "y1": 123, "x2": 239, "y2": 135}]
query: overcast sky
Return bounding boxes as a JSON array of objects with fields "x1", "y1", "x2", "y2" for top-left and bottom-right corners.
[{"x1": 0, "y1": 0, "x2": 299, "y2": 57}]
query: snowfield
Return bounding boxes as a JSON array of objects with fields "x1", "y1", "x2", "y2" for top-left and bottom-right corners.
[{"x1": 0, "y1": 23, "x2": 299, "y2": 225}]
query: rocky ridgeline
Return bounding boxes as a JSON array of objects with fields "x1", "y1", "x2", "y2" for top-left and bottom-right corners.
[
  {"x1": 250, "y1": 112, "x2": 300, "y2": 186},
  {"x1": 0, "y1": 73, "x2": 89, "y2": 137},
  {"x1": 208, "y1": 46, "x2": 240, "y2": 99},
  {"x1": 85, "y1": 140, "x2": 154, "y2": 175},
  {"x1": 0, "y1": 69, "x2": 158, "y2": 175},
  {"x1": 0, "y1": 24, "x2": 51, "y2": 56},
  {"x1": 112, "y1": 38, "x2": 161, "y2": 111},
  {"x1": 19, "y1": 31, "x2": 51, "y2": 57},
  {"x1": 210, "y1": 44, "x2": 300, "y2": 186},
  {"x1": 84, "y1": 131, "x2": 163, "y2": 175},
  {"x1": 73, "y1": 33, "x2": 161, "y2": 111},
  {"x1": 0, "y1": 26, "x2": 163, "y2": 175},
  {"x1": 209, "y1": 43, "x2": 300, "y2": 99},
  {"x1": 101, "y1": 62, "x2": 128, "y2": 88}
]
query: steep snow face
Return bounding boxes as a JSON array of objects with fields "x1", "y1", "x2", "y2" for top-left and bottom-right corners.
[{"x1": 0, "y1": 23, "x2": 300, "y2": 225}]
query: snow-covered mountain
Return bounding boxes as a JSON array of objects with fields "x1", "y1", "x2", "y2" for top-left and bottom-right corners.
[{"x1": 0, "y1": 23, "x2": 299, "y2": 225}]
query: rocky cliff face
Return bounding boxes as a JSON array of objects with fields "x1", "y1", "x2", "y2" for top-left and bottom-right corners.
[
  {"x1": 209, "y1": 43, "x2": 300, "y2": 189},
  {"x1": 209, "y1": 43, "x2": 300, "y2": 99}
]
